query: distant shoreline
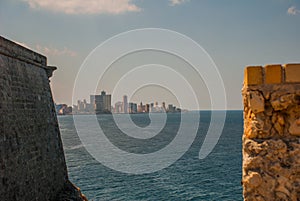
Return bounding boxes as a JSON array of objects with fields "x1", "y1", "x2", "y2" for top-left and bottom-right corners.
[{"x1": 57, "y1": 110, "x2": 243, "y2": 116}]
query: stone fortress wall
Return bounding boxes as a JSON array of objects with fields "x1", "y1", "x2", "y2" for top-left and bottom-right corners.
[
  {"x1": 0, "y1": 36, "x2": 86, "y2": 201},
  {"x1": 2, "y1": 33, "x2": 300, "y2": 201},
  {"x1": 242, "y1": 63, "x2": 300, "y2": 200}
]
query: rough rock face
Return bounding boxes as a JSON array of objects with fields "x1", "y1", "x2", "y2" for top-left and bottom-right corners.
[
  {"x1": 0, "y1": 36, "x2": 87, "y2": 201},
  {"x1": 56, "y1": 180, "x2": 88, "y2": 201},
  {"x1": 242, "y1": 64, "x2": 300, "y2": 201}
]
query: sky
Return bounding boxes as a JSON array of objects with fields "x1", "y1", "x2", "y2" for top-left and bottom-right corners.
[{"x1": 1, "y1": 0, "x2": 300, "y2": 110}]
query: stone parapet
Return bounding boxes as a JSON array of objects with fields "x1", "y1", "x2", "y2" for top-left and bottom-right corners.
[
  {"x1": 244, "y1": 64, "x2": 300, "y2": 86},
  {"x1": 0, "y1": 36, "x2": 46, "y2": 66},
  {"x1": 0, "y1": 36, "x2": 57, "y2": 78}
]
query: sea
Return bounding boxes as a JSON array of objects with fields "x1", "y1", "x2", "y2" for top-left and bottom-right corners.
[{"x1": 58, "y1": 111, "x2": 243, "y2": 201}]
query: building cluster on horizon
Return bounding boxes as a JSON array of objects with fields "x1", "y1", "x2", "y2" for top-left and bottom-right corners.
[
  {"x1": 72, "y1": 91, "x2": 112, "y2": 114},
  {"x1": 56, "y1": 91, "x2": 182, "y2": 115},
  {"x1": 55, "y1": 104, "x2": 72, "y2": 115},
  {"x1": 112, "y1": 94, "x2": 182, "y2": 114}
]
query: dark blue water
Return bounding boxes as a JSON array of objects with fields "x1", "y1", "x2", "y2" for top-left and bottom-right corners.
[{"x1": 58, "y1": 111, "x2": 243, "y2": 201}]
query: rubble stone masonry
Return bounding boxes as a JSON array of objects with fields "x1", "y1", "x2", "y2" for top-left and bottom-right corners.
[
  {"x1": 243, "y1": 63, "x2": 300, "y2": 200},
  {"x1": 0, "y1": 36, "x2": 87, "y2": 201}
]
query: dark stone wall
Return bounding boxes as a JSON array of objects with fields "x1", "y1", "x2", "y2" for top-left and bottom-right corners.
[{"x1": 0, "y1": 36, "x2": 86, "y2": 201}]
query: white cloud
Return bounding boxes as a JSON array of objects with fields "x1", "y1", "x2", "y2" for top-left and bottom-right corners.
[
  {"x1": 287, "y1": 6, "x2": 300, "y2": 15},
  {"x1": 11, "y1": 41, "x2": 76, "y2": 57},
  {"x1": 36, "y1": 45, "x2": 77, "y2": 57},
  {"x1": 169, "y1": 0, "x2": 189, "y2": 6},
  {"x1": 22, "y1": 0, "x2": 141, "y2": 15}
]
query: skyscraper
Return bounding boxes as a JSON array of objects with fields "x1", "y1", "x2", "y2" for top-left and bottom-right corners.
[
  {"x1": 123, "y1": 95, "x2": 128, "y2": 113},
  {"x1": 145, "y1": 104, "x2": 150, "y2": 113},
  {"x1": 90, "y1": 95, "x2": 95, "y2": 109},
  {"x1": 162, "y1": 102, "x2": 166, "y2": 112},
  {"x1": 95, "y1": 91, "x2": 111, "y2": 114},
  {"x1": 137, "y1": 102, "x2": 144, "y2": 113},
  {"x1": 168, "y1": 104, "x2": 176, "y2": 113},
  {"x1": 114, "y1": 101, "x2": 123, "y2": 113},
  {"x1": 77, "y1": 100, "x2": 84, "y2": 112},
  {"x1": 129, "y1": 102, "x2": 137, "y2": 113},
  {"x1": 104, "y1": 94, "x2": 111, "y2": 112}
]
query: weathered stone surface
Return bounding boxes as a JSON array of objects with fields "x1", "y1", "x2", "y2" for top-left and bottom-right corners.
[
  {"x1": 248, "y1": 91, "x2": 265, "y2": 114},
  {"x1": 245, "y1": 171, "x2": 262, "y2": 188},
  {"x1": 55, "y1": 180, "x2": 88, "y2": 201},
  {"x1": 284, "y1": 64, "x2": 300, "y2": 83},
  {"x1": 243, "y1": 64, "x2": 300, "y2": 200},
  {"x1": 244, "y1": 66, "x2": 263, "y2": 86},
  {"x1": 0, "y1": 36, "x2": 86, "y2": 201},
  {"x1": 271, "y1": 94, "x2": 295, "y2": 111},
  {"x1": 289, "y1": 119, "x2": 300, "y2": 136},
  {"x1": 265, "y1": 64, "x2": 282, "y2": 84},
  {"x1": 244, "y1": 112, "x2": 272, "y2": 139}
]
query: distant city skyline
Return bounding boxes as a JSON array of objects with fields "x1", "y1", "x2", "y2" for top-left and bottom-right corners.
[
  {"x1": 71, "y1": 90, "x2": 182, "y2": 114},
  {"x1": 1, "y1": 0, "x2": 300, "y2": 109}
]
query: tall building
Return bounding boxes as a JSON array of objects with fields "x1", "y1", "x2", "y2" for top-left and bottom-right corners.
[
  {"x1": 90, "y1": 95, "x2": 95, "y2": 110},
  {"x1": 162, "y1": 102, "x2": 166, "y2": 112},
  {"x1": 150, "y1": 103, "x2": 154, "y2": 112},
  {"x1": 83, "y1": 99, "x2": 88, "y2": 112},
  {"x1": 77, "y1": 100, "x2": 84, "y2": 112},
  {"x1": 114, "y1": 101, "x2": 123, "y2": 113},
  {"x1": 104, "y1": 94, "x2": 111, "y2": 112},
  {"x1": 150, "y1": 101, "x2": 162, "y2": 113},
  {"x1": 137, "y1": 102, "x2": 144, "y2": 113},
  {"x1": 168, "y1": 104, "x2": 176, "y2": 113},
  {"x1": 95, "y1": 95, "x2": 103, "y2": 113},
  {"x1": 145, "y1": 104, "x2": 150, "y2": 113},
  {"x1": 95, "y1": 91, "x2": 111, "y2": 114},
  {"x1": 123, "y1": 95, "x2": 128, "y2": 113},
  {"x1": 129, "y1": 102, "x2": 137, "y2": 113}
]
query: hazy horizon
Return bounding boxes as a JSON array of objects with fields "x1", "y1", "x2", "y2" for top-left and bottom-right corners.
[{"x1": 1, "y1": 0, "x2": 300, "y2": 110}]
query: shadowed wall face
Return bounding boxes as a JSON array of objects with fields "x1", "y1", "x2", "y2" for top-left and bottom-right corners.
[
  {"x1": 242, "y1": 64, "x2": 300, "y2": 200},
  {"x1": 0, "y1": 36, "x2": 68, "y2": 201}
]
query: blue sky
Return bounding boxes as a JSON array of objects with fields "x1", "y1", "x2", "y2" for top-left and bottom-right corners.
[{"x1": 1, "y1": 0, "x2": 300, "y2": 109}]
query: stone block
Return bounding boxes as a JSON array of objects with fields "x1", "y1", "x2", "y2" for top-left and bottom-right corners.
[
  {"x1": 284, "y1": 64, "x2": 300, "y2": 83},
  {"x1": 244, "y1": 66, "x2": 263, "y2": 86},
  {"x1": 248, "y1": 91, "x2": 265, "y2": 114},
  {"x1": 265, "y1": 64, "x2": 282, "y2": 84},
  {"x1": 289, "y1": 119, "x2": 300, "y2": 136}
]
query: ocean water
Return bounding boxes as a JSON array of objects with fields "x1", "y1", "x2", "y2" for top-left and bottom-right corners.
[{"x1": 58, "y1": 111, "x2": 243, "y2": 201}]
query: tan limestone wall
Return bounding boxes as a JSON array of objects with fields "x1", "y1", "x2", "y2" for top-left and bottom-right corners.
[{"x1": 242, "y1": 63, "x2": 300, "y2": 200}]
